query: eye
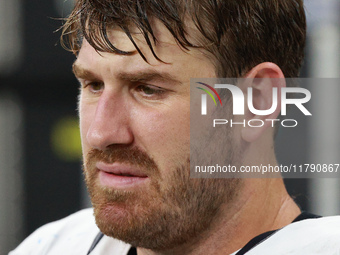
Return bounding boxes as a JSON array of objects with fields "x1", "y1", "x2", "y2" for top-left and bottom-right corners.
[
  {"x1": 136, "y1": 85, "x2": 166, "y2": 98},
  {"x1": 83, "y1": 82, "x2": 104, "y2": 94}
]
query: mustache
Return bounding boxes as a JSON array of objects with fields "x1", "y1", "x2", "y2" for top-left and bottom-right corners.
[{"x1": 85, "y1": 146, "x2": 159, "y2": 174}]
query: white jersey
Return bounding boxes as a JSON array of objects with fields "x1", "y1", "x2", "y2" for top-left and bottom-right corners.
[
  {"x1": 9, "y1": 208, "x2": 340, "y2": 255},
  {"x1": 9, "y1": 209, "x2": 131, "y2": 255}
]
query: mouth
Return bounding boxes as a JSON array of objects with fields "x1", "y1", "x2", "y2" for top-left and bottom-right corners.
[{"x1": 96, "y1": 162, "x2": 149, "y2": 189}]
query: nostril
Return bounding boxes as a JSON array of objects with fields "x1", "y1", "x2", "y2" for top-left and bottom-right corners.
[{"x1": 86, "y1": 119, "x2": 134, "y2": 150}]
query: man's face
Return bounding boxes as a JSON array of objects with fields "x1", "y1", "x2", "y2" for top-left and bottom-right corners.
[{"x1": 75, "y1": 21, "x2": 241, "y2": 249}]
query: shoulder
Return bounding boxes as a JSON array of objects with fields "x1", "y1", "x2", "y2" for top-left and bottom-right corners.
[
  {"x1": 9, "y1": 208, "x2": 130, "y2": 255},
  {"x1": 248, "y1": 215, "x2": 340, "y2": 254},
  {"x1": 9, "y1": 208, "x2": 97, "y2": 255}
]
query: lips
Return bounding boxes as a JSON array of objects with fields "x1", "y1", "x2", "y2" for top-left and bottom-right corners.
[{"x1": 96, "y1": 161, "x2": 148, "y2": 188}]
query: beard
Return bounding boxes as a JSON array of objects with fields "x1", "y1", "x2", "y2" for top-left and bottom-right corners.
[{"x1": 84, "y1": 145, "x2": 241, "y2": 250}]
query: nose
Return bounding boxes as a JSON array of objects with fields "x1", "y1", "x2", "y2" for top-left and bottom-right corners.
[{"x1": 86, "y1": 90, "x2": 134, "y2": 150}]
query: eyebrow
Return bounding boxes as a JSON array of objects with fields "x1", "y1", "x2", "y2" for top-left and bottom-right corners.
[
  {"x1": 72, "y1": 62, "x2": 181, "y2": 86},
  {"x1": 72, "y1": 62, "x2": 98, "y2": 80}
]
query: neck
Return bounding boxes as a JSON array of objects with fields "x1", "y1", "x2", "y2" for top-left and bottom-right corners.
[{"x1": 137, "y1": 177, "x2": 300, "y2": 255}]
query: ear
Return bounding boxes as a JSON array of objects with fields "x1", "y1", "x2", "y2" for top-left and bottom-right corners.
[{"x1": 240, "y1": 62, "x2": 286, "y2": 142}]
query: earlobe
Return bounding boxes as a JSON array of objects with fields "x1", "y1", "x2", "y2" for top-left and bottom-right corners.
[{"x1": 241, "y1": 63, "x2": 285, "y2": 143}]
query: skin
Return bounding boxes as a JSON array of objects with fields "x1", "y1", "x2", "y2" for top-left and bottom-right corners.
[{"x1": 74, "y1": 20, "x2": 301, "y2": 255}]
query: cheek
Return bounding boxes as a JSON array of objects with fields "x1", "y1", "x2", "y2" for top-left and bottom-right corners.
[{"x1": 131, "y1": 102, "x2": 190, "y2": 168}]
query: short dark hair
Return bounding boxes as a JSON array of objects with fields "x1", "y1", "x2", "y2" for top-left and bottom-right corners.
[{"x1": 61, "y1": 0, "x2": 306, "y2": 78}]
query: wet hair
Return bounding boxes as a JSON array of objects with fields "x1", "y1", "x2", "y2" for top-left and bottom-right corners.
[{"x1": 61, "y1": 0, "x2": 306, "y2": 78}]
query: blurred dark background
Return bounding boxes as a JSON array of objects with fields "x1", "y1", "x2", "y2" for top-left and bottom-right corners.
[{"x1": 0, "y1": 1, "x2": 85, "y2": 253}]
